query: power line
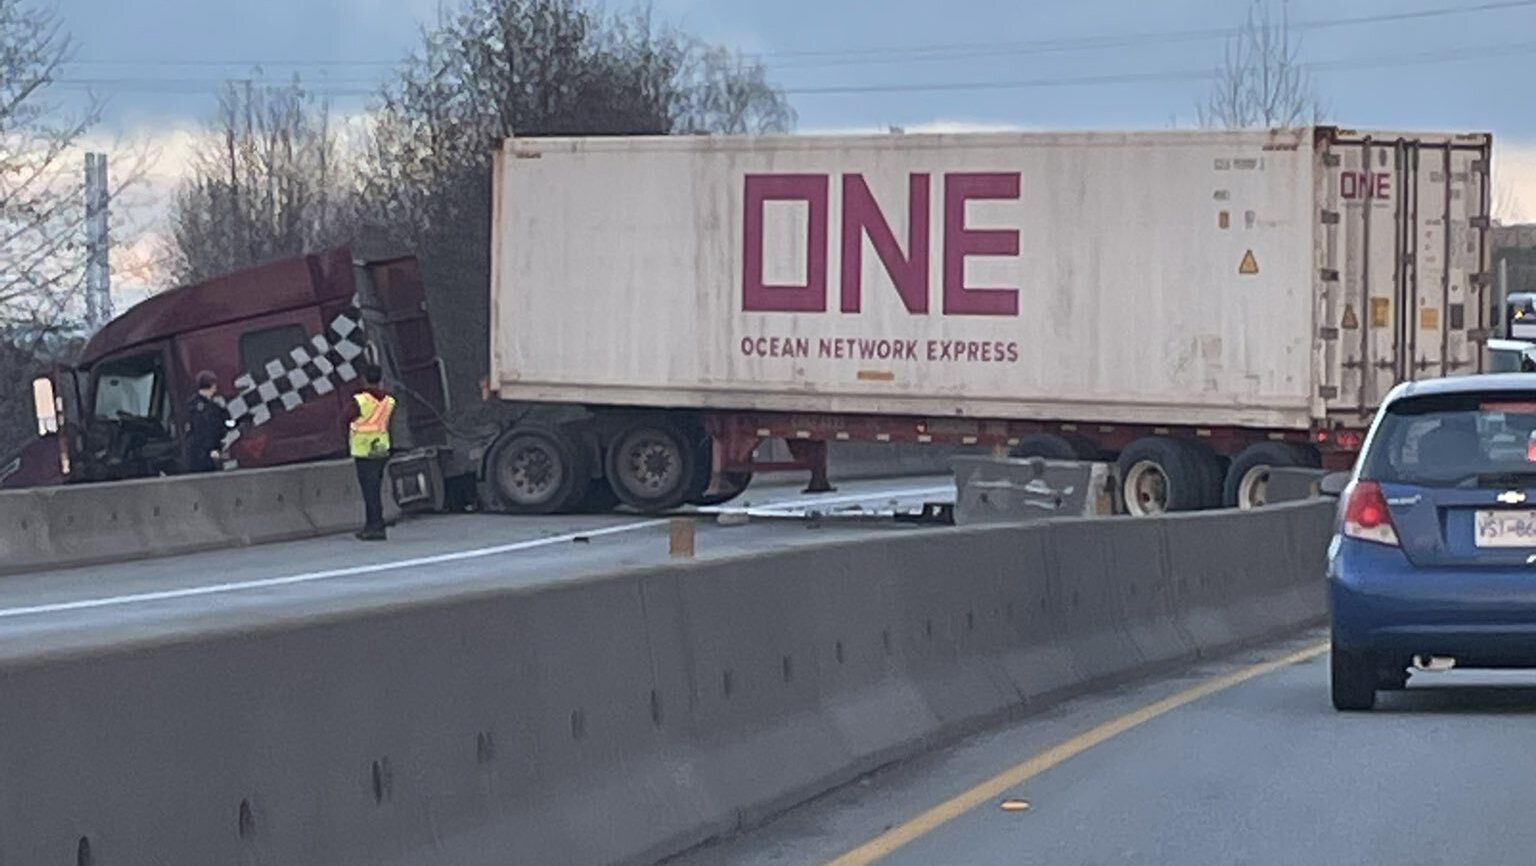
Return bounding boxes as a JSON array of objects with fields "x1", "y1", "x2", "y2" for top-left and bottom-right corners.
[
  {"x1": 52, "y1": 36, "x2": 1536, "y2": 100},
  {"x1": 782, "y1": 38, "x2": 1536, "y2": 96},
  {"x1": 65, "y1": 0, "x2": 1536, "y2": 74},
  {"x1": 768, "y1": 0, "x2": 1536, "y2": 65}
]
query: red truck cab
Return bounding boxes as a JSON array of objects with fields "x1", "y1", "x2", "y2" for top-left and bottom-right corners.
[{"x1": 1, "y1": 248, "x2": 449, "y2": 492}]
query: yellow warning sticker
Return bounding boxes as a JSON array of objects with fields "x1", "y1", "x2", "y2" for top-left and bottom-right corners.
[
  {"x1": 1238, "y1": 249, "x2": 1259, "y2": 275},
  {"x1": 1370, "y1": 297, "x2": 1391, "y2": 329},
  {"x1": 1420, "y1": 307, "x2": 1440, "y2": 330},
  {"x1": 1342, "y1": 304, "x2": 1359, "y2": 330}
]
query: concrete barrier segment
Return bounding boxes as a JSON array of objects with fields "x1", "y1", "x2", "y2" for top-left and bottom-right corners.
[{"x1": 0, "y1": 500, "x2": 1336, "y2": 866}]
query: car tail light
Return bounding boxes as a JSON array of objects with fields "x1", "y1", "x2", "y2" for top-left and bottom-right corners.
[{"x1": 1342, "y1": 480, "x2": 1399, "y2": 547}]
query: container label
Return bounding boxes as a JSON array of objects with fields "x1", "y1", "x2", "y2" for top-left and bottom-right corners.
[{"x1": 1238, "y1": 250, "x2": 1259, "y2": 275}]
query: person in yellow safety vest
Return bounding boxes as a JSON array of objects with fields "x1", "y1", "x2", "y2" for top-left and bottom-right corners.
[{"x1": 344, "y1": 363, "x2": 396, "y2": 541}]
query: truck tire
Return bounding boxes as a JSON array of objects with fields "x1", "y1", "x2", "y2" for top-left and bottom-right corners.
[
  {"x1": 605, "y1": 419, "x2": 702, "y2": 512},
  {"x1": 486, "y1": 426, "x2": 590, "y2": 515},
  {"x1": 1116, "y1": 437, "x2": 1221, "y2": 516},
  {"x1": 1009, "y1": 433, "x2": 1101, "y2": 461},
  {"x1": 1223, "y1": 442, "x2": 1321, "y2": 509},
  {"x1": 691, "y1": 471, "x2": 753, "y2": 507},
  {"x1": 683, "y1": 436, "x2": 752, "y2": 507}
]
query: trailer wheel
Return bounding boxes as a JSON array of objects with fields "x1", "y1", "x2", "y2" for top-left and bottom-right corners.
[
  {"x1": 605, "y1": 420, "x2": 701, "y2": 512},
  {"x1": 683, "y1": 436, "x2": 752, "y2": 507},
  {"x1": 1223, "y1": 443, "x2": 1321, "y2": 509},
  {"x1": 1116, "y1": 438, "x2": 1221, "y2": 516},
  {"x1": 1009, "y1": 433, "x2": 1101, "y2": 461},
  {"x1": 691, "y1": 471, "x2": 754, "y2": 507},
  {"x1": 486, "y1": 426, "x2": 589, "y2": 514}
]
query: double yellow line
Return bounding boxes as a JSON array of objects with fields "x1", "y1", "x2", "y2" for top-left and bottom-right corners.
[{"x1": 822, "y1": 641, "x2": 1330, "y2": 866}]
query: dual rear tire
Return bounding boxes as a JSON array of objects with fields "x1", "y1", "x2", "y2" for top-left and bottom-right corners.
[
  {"x1": 1116, "y1": 437, "x2": 1224, "y2": 516},
  {"x1": 1222, "y1": 442, "x2": 1321, "y2": 509},
  {"x1": 485, "y1": 416, "x2": 743, "y2": 515},
  {"x1": 1113, "y1": 438, "x2": 1322, "y2": 516}
]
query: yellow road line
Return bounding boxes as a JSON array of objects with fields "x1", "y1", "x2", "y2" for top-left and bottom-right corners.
[{"x1": 821, "y1": 641, "x2": 1330, "y2": 866}]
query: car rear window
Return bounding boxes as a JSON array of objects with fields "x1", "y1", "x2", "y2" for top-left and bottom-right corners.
[{"x1": 1361, "y1": 391, "x2": 1536, "y2": 488}]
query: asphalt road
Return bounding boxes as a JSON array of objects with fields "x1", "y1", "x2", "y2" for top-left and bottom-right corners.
[
  {"x1": 0, "y1": 476, "x2": 953, "y2": 663},
  {"x1": 668, "y1": 630, "x2": 1536, "y2": 866}
]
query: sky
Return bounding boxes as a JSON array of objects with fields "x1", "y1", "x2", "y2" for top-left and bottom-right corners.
[{"x1": 44, "y1": 0, "x2": 1536, "y2": 294}]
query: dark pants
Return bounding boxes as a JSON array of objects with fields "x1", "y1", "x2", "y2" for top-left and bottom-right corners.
[
  {"x1": 354, "y1": 457, "x2": 387, "y2": 534},
  {"x1": 185, "y1": 446, "x2": 219, "y2": 474}
]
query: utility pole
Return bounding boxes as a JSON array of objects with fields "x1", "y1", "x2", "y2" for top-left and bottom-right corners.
[{"x1": 84, "y1": 152, "x2": 111, "y2": 330}]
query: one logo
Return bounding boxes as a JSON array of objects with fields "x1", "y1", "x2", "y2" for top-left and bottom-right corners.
[{"x1": 1499, "y1": 490, "x2": 1528, "y2": 505}]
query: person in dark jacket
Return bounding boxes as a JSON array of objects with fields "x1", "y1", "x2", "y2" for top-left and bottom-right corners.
[{"x1": 184, "y1": 370, "x2": 229, "y2": 473}]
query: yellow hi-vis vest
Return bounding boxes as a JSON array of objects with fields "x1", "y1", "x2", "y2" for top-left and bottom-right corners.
[{"x1": 349, "y1": 392, "x2": 396, "y2": 458}]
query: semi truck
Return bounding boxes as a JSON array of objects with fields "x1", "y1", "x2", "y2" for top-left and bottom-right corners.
[
  {"x1": 485, "y1": 125, "x2": 1495, "y2": 514},
  {"x1": 2, "y1": 125, "x2": 1498, "y2": 517}
]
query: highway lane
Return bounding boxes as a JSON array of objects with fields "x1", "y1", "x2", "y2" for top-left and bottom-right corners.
[
  {"x1": 0, "y1": 475, "x2": 952, "y2": 662},
  {"x1": 669, "y1": 630, "x2": 1536, "y2": 866}
]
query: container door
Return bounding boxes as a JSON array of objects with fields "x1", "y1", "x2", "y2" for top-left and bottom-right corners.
[{"x1": 1319, "y1": 129, "x2": 1491, "y2": 425}]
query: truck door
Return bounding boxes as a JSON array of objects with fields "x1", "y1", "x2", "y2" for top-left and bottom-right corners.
[
  {"x1": 174, "y1": 308, "x2": 348, "y2": 467},
  {"x1": 80, "y1": 344, "x2": 181, "y2": 480},
  {"x1": 1320, "y1": 130, "x2": 1491, "y2": 423}
]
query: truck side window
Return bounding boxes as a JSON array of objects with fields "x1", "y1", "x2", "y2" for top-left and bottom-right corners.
[{"x1": 239, "y1": 324, "x2": 310, "y2": 377}]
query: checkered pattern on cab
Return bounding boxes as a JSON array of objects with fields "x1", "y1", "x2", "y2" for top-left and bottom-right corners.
[{"x1": 222, "y1": 309, "x2": 367, "y2": 447}]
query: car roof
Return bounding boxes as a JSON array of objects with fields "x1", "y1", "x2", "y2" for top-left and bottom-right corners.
[{"x1": 1389, "y1": 373, "x2": 1536, "y2": 402}]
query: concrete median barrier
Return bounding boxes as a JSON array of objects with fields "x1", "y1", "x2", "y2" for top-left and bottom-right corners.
[
  {"x1": 0, "y1": 460, "x2": 397, "y2": 576},
  {"x1": 951, "y1": 455, "x2": 1118, "y2": 526},
  {"x1": 0, "y1": 501, "x2": 1334, "y2": 865}
]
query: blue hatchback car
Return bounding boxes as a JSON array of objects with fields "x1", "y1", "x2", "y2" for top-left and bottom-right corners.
[{"x1": 1329, "y1": 373, "x2": 1536, "y2": 711}]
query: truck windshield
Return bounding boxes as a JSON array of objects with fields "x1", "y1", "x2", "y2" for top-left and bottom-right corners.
[
  {"x1": 1361, "y1": 392, "x2": 1536, "y2": 488},
  {"x1": 93, "y1": 354, "x2": 166, "y2": 423}
]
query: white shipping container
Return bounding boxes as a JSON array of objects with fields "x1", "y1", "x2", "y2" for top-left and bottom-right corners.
[{"x1": 491, "y1": 127, "x2": 1491, "y2": 433}]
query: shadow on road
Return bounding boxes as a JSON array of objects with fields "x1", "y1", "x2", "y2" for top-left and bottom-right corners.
[{"x1": 1377, "y1": 684, "x2": 1536, "y2": 715}]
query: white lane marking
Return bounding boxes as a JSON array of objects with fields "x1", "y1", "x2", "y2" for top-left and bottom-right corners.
[
  {"x1": 0, "y1": 520, "x2": 668, "y2": 621},
  {"x1": 0, "y1": 479, "x2": 956, "y2": 621}
]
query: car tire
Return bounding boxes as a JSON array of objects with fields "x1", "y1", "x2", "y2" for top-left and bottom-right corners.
[
  {"x1": 1376, "y1": 657, "x2": 1411, "y2": 691},
  {"x1": 1331, "y1": 644, "x2": 1378, "y2": 711}
]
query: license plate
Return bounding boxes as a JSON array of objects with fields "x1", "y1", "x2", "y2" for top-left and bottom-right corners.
[{"x1": 1475, "y1": 509, "x2": 1536, "y2": 547}]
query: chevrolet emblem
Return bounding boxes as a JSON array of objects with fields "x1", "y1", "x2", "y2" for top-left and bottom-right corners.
[{"x1": 1499, "y1": 490, "x2": 1528, "y2": 505}]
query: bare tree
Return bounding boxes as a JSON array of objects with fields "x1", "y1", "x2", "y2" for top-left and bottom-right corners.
[
  {"x1": 362, "y1": 0, "x2": 793, "y2": 240},
  {"x1": 0, "y1": 1, "x2": 152, "y2": 459},
  {"x1": 1199, "y1": 0, "x2": 1323, "y2": 129},
  {"x1": 357, "y1": 0, "x2": 793, "y2": 410},
  {"x1": 673, "y1": 44, "x2": 797, "y2": 135},
  {"x1": 168, "y1": 76, "x2": 357, "y2": 284},
  {"x1": 0, "y1": 0, "x2": 96, "y2": 329}
]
